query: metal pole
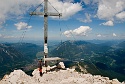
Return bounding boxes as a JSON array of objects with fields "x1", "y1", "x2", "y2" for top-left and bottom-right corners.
[{"x1": 44, "y1": 0, "x2": 48, "y2": 67}]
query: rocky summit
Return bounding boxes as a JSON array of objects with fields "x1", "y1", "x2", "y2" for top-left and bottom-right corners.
[{"x1": 0, "y1": 66, "x2": 125, "y2": 84}]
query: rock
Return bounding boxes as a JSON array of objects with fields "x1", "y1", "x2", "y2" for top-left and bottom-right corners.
[
  {"x1": 57, "y1": 62, "x2": 65, "y2": 69},
  {"x1": 0, "y1": 68, "x2": 124, "y2": 84},
  {"x1": 122, "y1": 81, "x2": 125, "y2": 84},
  {"x1": 50, "y1": 65, "x2": 57, "y2": 69},
  {"x1": 102, "y1": 77, "x2": 109, "y2": 80},
  {"x1": 32, "y1": 69, "x2": 40, "y2": 78},
  {"x1": 112, "y1": 79, "x2": 121, "y2": 84},
  {"x1": 67, "y1": 68, "x2": 75, "y2": 72},
  {"x1": 0, "y1": 70, "x2": 37, "y2": 84}
]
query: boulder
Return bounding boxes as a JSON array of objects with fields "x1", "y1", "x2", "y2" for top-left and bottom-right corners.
[
  {"x1": 112, "y1": 79, "x2": 121, "y2": 84},
  {"x1": 57, "y1": 62, "x2": 65, "y2": 69}
]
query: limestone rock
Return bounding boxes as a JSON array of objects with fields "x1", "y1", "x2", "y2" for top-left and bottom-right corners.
[
  {"x1": 112, "y1": 79, "x2": 121, "y2": 84},
  {"x1": 57, "y1": 62, "x2": 65, "y2": 69},
  {"x1": 0, "y1": 70, "x2": 37, "y2": 84},
  {"x1": 0, "y1": 68, "x2": 123, "y2": 84}
]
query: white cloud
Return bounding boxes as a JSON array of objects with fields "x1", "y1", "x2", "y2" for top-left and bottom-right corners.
[
  {"x1": 3, "y1": 36, "x2": 15, "y2": 39},
  {"x1": 101, "y1": 20, "x2": 114, "y2": 26},
  {"x1": 0, "y1": 34, "x2": 16, "y2": 39},
  {"x1": 97, "y1": 34, "x2": 101, "y2": 37},
  {"x1": 0, "y1": 34, "x2": 2, "y2": 37},
  {"x1": 82, "y1": 0, "x2": 91, "y2": 5},
  {"x1": 97, "y1": 0, "x2": 125, "y2": 22},
  {"x1": 63, "y1": 30, "x2": 73, "y2": 37},
  {"x1": 78, "y1": 13, "x2": 92, "y2": 23},
  {"x1": 0, "y1": 0, "x2": 41, "y2": 28},
  {"x1": 63, "y1": 26, "x2": 92, "y2": 37},
  {"x1": 27, "y1": 26, "x2": 32, "y2": 29},
  {"x1": 14, "y1": 22, "x2": 32, "y2": 30},
  {"x1": 0, "y1": 0, "x2": 82, "y2": 27},
  {"x1": 113, "y1": 33, "x2": 117, "y2": 37},
  {"x1": 82, "y1": 0, "x2": 125, "y2": 24},
  {"x1": 48, "y1": 0, "x2": 82, "y2": 19},
  {"x1": 116, "y1": 11, "x2": 125, "y2": 20},
  {"x1": 96, "y1": 34, "x2": 110, "y2": 38}
]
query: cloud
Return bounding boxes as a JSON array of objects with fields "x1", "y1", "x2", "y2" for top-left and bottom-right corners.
[
  {"x1": 116, "y1": 11, "x2": 125, "y2": 20},
  {"x1": 78, "y1": 13, "x2": 92, "y2": 23},
  {"x1": 0, "y1": 34, "x2": 16, "y2": 39},
  {"x1": 3, "y1": 36, "x2": 15, "y2": 39},
  {"x1": 63, "y1": 26, "x2": 92, "y2": 37},
  {"x1": 0, "y1": 0, "x2": 40, "y2": 28},
  {"x1": 48, "y1": 0, "x2": 82, "y2": 19},
  {"x1": 14, "y1": 22, "x2": 32, "y2": 30},
  {"x1": 82, "y1": 0, "x2": 125, "y2": 24},
  {"x1": 113, "y1": 33, "x2": 117, "y2": 37},
  {"x1": 101, "y1": 21, "x2": 114, "y2": 26},
  {"x1": 97, "y1": 0, "x2": 125, "y2": 22},
  {"x1": 97, "y1": 34, "x2": 101, "y2": 37},
  {"x1": 96, "y1": 34, "x2": 111, "y2": 38},
  {"x1": 0, "y1": 0, "x2": 82, "y2": 27},
  {"x1": 82, "y1": 0, "x2": 91, "y2": 5},
  {"x1": 0, "y1": 34, "x2": 2, "y2": 37}
]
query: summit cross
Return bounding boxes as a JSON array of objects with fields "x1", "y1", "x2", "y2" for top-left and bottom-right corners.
[{"x1": 30, "y1": 0, "x2": 62, "y2": 67}]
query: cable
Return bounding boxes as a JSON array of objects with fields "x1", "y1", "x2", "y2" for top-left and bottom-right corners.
[
  {"x1": 59, "y1": 17, "x2": 63, "y2": 45},
  {"x1": 69, "y1": 13, "x2": 113, "y2": 81},
  {"x1": 66, "y1": 25, "x2": 76, "y2": 41},
  {"x1": 32, "y1": 2, "x2": 43, "y2": 13},
  {"x1": 58, "y1": 17, "x2": 63, "y2": 57},
  {"x1": 89, "y1": 59, "x2": 103, "y2": 75},
  {"x1": 48, "y1": 1, "x2": 60, "y2": 13},
  {"x1": 9, "y1": 2, "x2": 45, "y2": 64},
  {"x1": 18, "y1": 1, "x2": 44, "y2": 44},
  {"x1": 61, "y1": 20, "x2": 111, "y2": 83},
  {"x1": 46, "y1": 1, "x2": 62, "y2": 57}
]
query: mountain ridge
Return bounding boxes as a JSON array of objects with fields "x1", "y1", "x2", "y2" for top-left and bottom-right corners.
[
  {"x1": 0, "y1": 40, "x2": 125, "y2": 82},
  {"x1": 0, "y1": 67, "x2": 124, "y2": 84},
  {"x1": 0, "y1": 43, "x2": 43, "y2": 79},
  {"x1": 51, "y1": 40, "x2": 125, "y2": 81}
]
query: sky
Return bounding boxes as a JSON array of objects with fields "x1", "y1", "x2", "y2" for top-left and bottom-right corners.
[{"x1": 0, "y1": 0, "x2": 125, "y2": 42}]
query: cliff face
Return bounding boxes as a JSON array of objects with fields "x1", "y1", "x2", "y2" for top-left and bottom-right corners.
[{"x1": 0, "y1": 67, "x2": 124, "y2": 84}]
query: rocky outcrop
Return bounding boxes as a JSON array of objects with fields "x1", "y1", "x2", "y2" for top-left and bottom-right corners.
[
  {"x1": 0, "y1": 67, "x2": 124, "y2": 84},
  {"x1": 57, "y1": 62, "x2": 65, "y2": 69},
  {"x1": 0, "y1": 70, "x2": 37, "y2": 84}
]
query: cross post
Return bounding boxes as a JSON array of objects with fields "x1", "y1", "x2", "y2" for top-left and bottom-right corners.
[{"x1": 30, "y1": 0, "x2": 62, "y2": 67}]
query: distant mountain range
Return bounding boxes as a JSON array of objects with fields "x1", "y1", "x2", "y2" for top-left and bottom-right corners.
[
  {"x1": 0, "y1": 40, "x2": 125, "y2": 81},
  {"x1": 118, "y1": 41, "x2": 125, "y2": 48},
  {"x1": 51, "y1": 40, "x2": 112, "y2": 60},
  {"x1": 51, "y1": 40, "x2": 125, "y2": 82},
  {"x1": 0, "y1": 43, "x2": 43, "y2": 79}
]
